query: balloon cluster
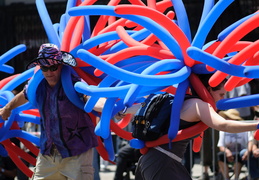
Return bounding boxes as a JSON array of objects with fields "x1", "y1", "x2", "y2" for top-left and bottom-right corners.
[
  {"x1": 0, "y1": 45, "x2": 40, "y2": 177},
  {"x1": 0, "y1": 0, "x2": 258, "y2": 177}
]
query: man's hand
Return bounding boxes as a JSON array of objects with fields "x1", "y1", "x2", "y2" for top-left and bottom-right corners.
[
  {"x1": 114, "y1": 111, "x2": 126, "y2": 120},
  {"x1": 242, "y1": 150, "x2": 248, "y2": 161},
  {"x1": 226, "y1": 150, "x2": 234, "y2": 162},
  {"x1": 253, "y1": 149, "x2": 259, "y2": 158},
  {"x1": 0, "y1": 90, "x2": 28, "y2": 121},
  {"x1": 0, "y1": 107, "x2": 11, "y2": 121}
]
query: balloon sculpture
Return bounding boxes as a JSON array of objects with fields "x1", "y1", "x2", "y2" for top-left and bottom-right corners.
[{"x1": 0, "y1": 0, "x2": 258, "y2": 177}]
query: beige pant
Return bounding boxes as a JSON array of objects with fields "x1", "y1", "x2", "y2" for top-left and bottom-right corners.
[{"x1": 32, "y1": 148, "x2": 94, "y2": 180}]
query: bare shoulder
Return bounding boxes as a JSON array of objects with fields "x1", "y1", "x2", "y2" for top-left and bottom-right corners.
[
  {"x1": 182, "y1": 97, "x2": 205, "y2": 107},
  {"x1": 181, "y1": 98, "x2": 211, "y2": 122}
]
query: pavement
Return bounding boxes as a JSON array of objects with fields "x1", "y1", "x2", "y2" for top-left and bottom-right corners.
[
  {"x1": 99, "y1": 158, "x2": 249, "y2": 180},
  {"x1": 23, "y1": 155, "x2": 249, "y2": 180},
  {"x1": 99, "y1": 162, "x2": 210, "y2": 180}
]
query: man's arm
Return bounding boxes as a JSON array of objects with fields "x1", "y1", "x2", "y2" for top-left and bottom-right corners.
[
  {"x1": 84, "y1": 94, "x2": 141, "y2": 120},
  {"x1": 0, "y1": 90, "x2": 28, "y2": 120}
]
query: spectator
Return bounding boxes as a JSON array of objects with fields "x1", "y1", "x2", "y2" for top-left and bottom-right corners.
[
  {"x1": 226, "y1": 84, "x2": 253, "y2": 120},
  {"x1": 245, "y1": 131, "x2": 259, "y2": 180},
  {"x1": 217, "y1": 109, "x2": 249, "y2": 180},
  {"x1": 201, "y1": 128, "x2": 219, "y2": 180},
  {"x1": 114, "y1": 143, "x2": 141, "y2": 180}
]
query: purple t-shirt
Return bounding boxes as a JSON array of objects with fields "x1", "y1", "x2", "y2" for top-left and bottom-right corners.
[{"x1": 25, "y1": 77, "x2": 98, "y2": 158}]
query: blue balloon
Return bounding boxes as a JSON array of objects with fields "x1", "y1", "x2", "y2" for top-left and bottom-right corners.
[
  {"x1": 77, "y1": 49, "x2": 190, "y2": 86},
  {"x1": 192, "y1": 0, "x2": 234, "y2": 48},
  {"x1": 123, "y1": 59, "x2": 184, "y2": 107},
  {"x1": 75, "y1": 82, "x2": 130, "y2": 99},
  {"x1": 82, "y1": 61, "x2": 153, "y2": 108},
  {"x1": 103, "y1": 134, "x2": 115, "y2": 161},
  {"x1": 68, "y1": 5, "x2": 184, "y2": 60},
  {"x1": 130, "y1": 139, "x2": 145, "y2": 149},
  {"x1": 36, "y1": 0, "x2": 60, "y2": 46},
  {"x1": 15, "y1": 102, "x2": 34, "y2": 114},
  {"x1": 15, "y1": 113, "x2": 40, "y2": 125},
  {"x1": 168, "y1": 79, "x2": 189, "y2": 140},
  {"x1": 65, "y1": 0, "x2": 77, "y2": 14},
  {"x1": 59, "y1": 14, "x2": 66, "y2": 40},
  {"x1": 244, "y1": 66, "x2": 259, "y2": 78},
  {"x1": 82, "y1": 16, "x2": 91, "y2": 42},
  {"x1": 26, "y1": 69, "x2": 44, "y2": 108},
  {"x1": 115, "y1": 56, "x2": 158, "y2": 68},
  {"x1": 70, "y1": 30, "x2": 136, "y2": 57},
  {"x1": 191, "y1": 63, "x2": 216, "y2": 74},
  {"x1": 0, "y1": 68, "x2": 35, "y2": 92},
  {"x1": 187, "y1": 46, "x2": 245, "y2": 77},
  {"x1": 0, "y1": 91, "x2": 15, "y2": 102},
  {"x1": 218, "y1": 12, "x2": 258, "y2": 41},
  {"x1": 98, "y1": 61, "x2": 154, "y2": 88},
  {"x1": 102, "y1": 29, "x2": 152, "y2": 55},
  {"x1": 61, "y1": 66, "x2": 84, "y2": 110},
  {"x1": 0, "y1": 44, "x2": 26, "y2": 74},
  {"x1": 65, "y1": 0, "x2": 92, "y2": 42},
  {"x1": 1, "y1": 130, "x2": 40, "y2": 146},
  {"x1": 84, "y1": 95, "x2": 102, "y2": 113},
  {"x1": 77, "y1": 85, "x2": 174, "y2": 114},
  {"x1": 0, "y1": 64, "x2": 14, "y2": 74},
  {"x1": 199, "y1": 0, "x2": 214, "y2": 25},
  {"x1": 217, "y1": 94, "x2": 259, "y2": 110},
  {"x1": 0, "y1": 96, "x2": 8, "y2": 109},
  {"x1": 75, "y1": 81, "x2": 169, "y2": 105},
  {"x1": 0, "y1": 44, "x2": 26, "y2": 65},
  {"x1": 170, "y1": 0, "x2": 191, "y2": 42},
  {"x1": 94, "y1": 98, "x2": 117, "y2": 139},
  {"x1": 0, "y1": 111, "x2": 16, "y2": 140},
  {"x1": 123, "y1": 84, "x2": 143, "y2": 109},
  {"x1": 81, "y1": 61, "x2": 153, "y2": 112},
  {"x1": 0, "y1": 91, "x2": 33, "y2": 129}
]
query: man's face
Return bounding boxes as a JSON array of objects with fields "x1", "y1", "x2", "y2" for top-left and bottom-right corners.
[{"x1": 40, "y1": 64, "x2": 62, "y2": 87}]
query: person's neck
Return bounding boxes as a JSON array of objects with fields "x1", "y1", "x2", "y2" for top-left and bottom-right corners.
[{"x1": 47, "y1": 81, "x2": 58, "y2": 88}]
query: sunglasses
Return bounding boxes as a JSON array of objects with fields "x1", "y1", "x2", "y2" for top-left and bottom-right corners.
[{"x1": 40, "y1": 64, "x2": 59, "y2": 72}]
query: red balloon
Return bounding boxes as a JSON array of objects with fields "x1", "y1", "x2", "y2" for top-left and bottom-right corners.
[
  {"x1": 212, "y1": 13, "x2": 259, "y2": 59},
  {"x1": 192, "y1": 132, "x2": 203, "y2": 152},
  {"x1": 22, "y1": 109, "x2": 40, "y2": 117},
  {"x1": 189, "y1": 73, "x2": 216, "y2": 110},
  {"x1": 17, "y1": 138, "x2": 40, "y2": 157},
  {"x1": 73, "y1": 67, "x2": 101, "y2": 86},
  {"x1": 145, "y1": 121, "x2": 208, "y2": 148},
  {"x1": 110, "y1": 120, "x2": 133, "y2": 141},
  {"x1": 2, "y1": 139, "x2": 35, "y2": 177},
  {"x1": 94, "y1": 46, "x2": 174, "y2": 76},
  {"x1": 0, "y1": 74, "x2": 20, "y2": 89},
  {"x1": 156, "y1": 0, "x2": 173, "y2": 13},
  {"x1": 254, "y1": 130, "x2": 259, "y2": 141},
  {"x1": 116, "y1": 114, "x2": 132, "y2": 129},
  {"x1": 95, "y1": 136, "x2": 109, "y2": 161},
  {"x1": 114, "y1": 5, "x2": 194, "y2": 67},
  {"x1": 69, "y1": 16, "x2": 85, "y2": 51},
  {"x1": 210, "y1": 40, "x2": 259, "y2": 88}
]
